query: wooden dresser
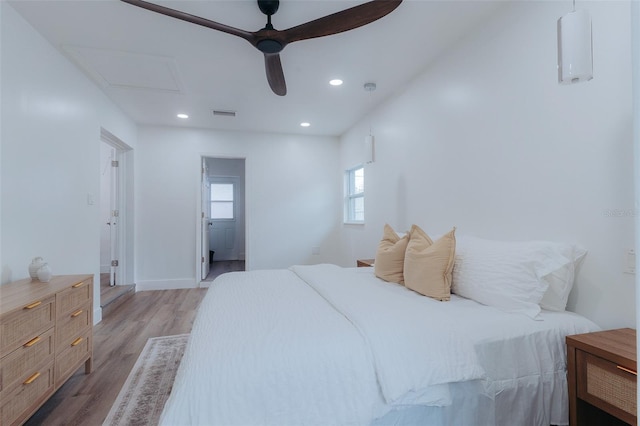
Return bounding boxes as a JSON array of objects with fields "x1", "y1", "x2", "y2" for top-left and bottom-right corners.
[
  {"x1": 0, "y1": 274, "x2": 93, "y2": 426},
  {"x1": 567, "y1": 328, "x2": 637, "y2": 426}
]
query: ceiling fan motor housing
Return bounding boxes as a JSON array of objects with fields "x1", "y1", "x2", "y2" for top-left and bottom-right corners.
[{"x1": 258, "y1": 0, "x2": 279, "y2": 17}]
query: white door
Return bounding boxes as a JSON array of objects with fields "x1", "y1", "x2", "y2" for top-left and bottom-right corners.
[
  {"x1": 108, "y1": 148, "x2": 119, "y2": 286},
  {"x1": 209, "y1": 177, "x2": 239, "y2": 261},
  {"x1": 201, "y1": 160, "x2": 210, "y2": 280},
  {"x1": 100, "y1": 143, "x2": 119, "y2": 286}
]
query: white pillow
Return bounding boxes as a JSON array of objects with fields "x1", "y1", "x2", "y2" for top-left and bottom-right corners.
[
  {"x1": 452, "y1": 236, "x2": 586, "y2": 319},
  {"x1": 539, "y1": 244, "x2": 587, "y2": 311}
]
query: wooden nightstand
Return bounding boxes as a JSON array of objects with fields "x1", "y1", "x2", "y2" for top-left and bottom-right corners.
[
  {"x1": 566, "y1": 328, "x2": 637, "y2": 426},
  {"x1": 356, "y1": 258, "x2": 375, "y2": 267}
]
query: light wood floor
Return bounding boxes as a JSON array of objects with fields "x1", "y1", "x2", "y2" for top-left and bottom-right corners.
[{"x1": 24, "y1": 288, "x2": 207, "y2": 426}]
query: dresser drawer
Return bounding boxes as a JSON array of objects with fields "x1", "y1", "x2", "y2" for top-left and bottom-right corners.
[
  {"x1": 0, "y1": 327, "x2": 54, "y2": 393},
  {"x1": 0, "y1": 361, "x2": 54, "y2": 426},
  {"x1": 55, "y1": 330, "x2": 92, "y2": 388},
  {"x1": 56, "y1": 301, "x2": 91, "y2": 350},
  {"x1": 56, "y1": 279, "x2": 92, "y2": 316},
  {"x1": 577, "y1": 350, "x2": 637, "y2": 424},
  {"x1": 0, "y1": 295, "x2": 55, "y2": 357}
]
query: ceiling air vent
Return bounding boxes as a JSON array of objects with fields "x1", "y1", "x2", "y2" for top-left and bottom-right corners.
[{"x1": 212, "y1": 110, "x2": 237, "y2": 117}]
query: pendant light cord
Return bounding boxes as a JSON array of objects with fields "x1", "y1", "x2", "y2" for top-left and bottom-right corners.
[{"x1": 369, "y1": 89, "x2": 372, "y2": 137}]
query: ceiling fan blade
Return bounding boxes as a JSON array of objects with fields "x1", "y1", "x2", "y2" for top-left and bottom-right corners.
[
  {"x1": 120, "y1": 0, "x2": 254, "y2": 43},
  {"x1": 264, "y1": 53, "x2": 287, "y2": 96},
  {"x1": 282, "y1": 0, "x2": 402, "y2": 44}
]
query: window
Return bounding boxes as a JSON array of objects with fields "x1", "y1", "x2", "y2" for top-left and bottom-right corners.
[
  {"x1": 211, "y1": 183, "x2": 234, "y2": 220},
  {"x1": 345, "y1": 166, "x2": 364, "y2": 223}
]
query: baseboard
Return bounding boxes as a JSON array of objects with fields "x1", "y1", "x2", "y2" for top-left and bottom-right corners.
[
  {"x1": 199, "y1": 280, "x2": 212, "y2": 289},
  {"x1": 135, "y1": 278, "x2": 197, "y2": 291}
]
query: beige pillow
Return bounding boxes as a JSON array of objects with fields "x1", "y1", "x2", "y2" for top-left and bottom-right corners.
[
  {"x1": 404, "y1": 225, "x2": 456, "y2": 301},
  {"x1": 374, "y1": 224, "x2": 409, "y2": 284}
]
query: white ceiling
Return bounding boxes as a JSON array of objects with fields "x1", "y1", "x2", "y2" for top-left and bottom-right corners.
[{"x1": 9, "y1": 0, "x2": 506, "y2": 136}]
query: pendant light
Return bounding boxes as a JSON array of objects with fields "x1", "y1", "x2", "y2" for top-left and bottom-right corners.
[
  {"x1": 364, "y1": 82, "x2": 376, "y2": 164},
  {"x1": 557, "y1": 0, "x2": 593, "y2": 84}
]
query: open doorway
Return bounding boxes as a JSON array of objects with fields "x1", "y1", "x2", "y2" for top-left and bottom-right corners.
[
  {"x1": 99, "y1": 129, "x2": 135, "y2": 314},
  {"x1": 201, "y1": 157, "x2": 246, "y2": 283}
]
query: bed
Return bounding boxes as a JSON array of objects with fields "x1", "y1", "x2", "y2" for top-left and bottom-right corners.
[{"x1": 160, "y1": 246, "x2": 600, "y2": 426}]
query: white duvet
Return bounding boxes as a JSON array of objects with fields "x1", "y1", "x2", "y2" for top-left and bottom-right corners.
[{"x1": 160, "y1": 264, "x2": 599, "y2": 426}]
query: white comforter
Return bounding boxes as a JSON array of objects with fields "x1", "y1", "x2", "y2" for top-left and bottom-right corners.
[{"x1": 160, "y1": 264, "x2": 600, "y2": 426}]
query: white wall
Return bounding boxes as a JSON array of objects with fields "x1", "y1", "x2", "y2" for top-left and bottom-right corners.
[
  {"x1": 632, "y1": 1, "x2": 640, "y2": 411},
  {"x1": 135, "y1": 126, "x2": 341, "y2": 290},
  {"x1": 339, "y1": 1, "x2": 634, "y2": 329},
  {"x1": 0, "y1": 0, "x2": 3, "y2": 285},
  {"x1": 0, "y1": 3, "x2": 137, "y2": 323}
]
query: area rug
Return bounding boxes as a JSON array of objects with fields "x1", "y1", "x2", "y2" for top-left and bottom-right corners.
[{"x1": 103, "y1": 334, "x2": 189, "y2": 426}]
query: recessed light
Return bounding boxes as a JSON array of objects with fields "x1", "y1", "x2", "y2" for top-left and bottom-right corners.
[
  {"x1": 329, "y1": 79, "x2": 343, "y2": 86},
  {"x1": 300, "y1": 122, "x2": 311, "y2": 127},
  {"x1": 177, "y1": 113, "x2": 189, "y2": 119}
]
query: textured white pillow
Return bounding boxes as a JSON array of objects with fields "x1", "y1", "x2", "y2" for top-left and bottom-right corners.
[
  {"x1": 539, "y1": 244, "x2": 587, "y2": 311},
  {"x1": 452, "y1": 236, "x2": 585, "y2": 319}
]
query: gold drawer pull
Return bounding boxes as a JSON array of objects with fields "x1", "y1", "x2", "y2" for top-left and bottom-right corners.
[
  {"x1": 617, "y1": 365, "x2": 637, "y2": 376},
  {"x1": 24, "y1": 336, "x2": 41, "y2": 347},
  {"x1": 71, "y1": 337, "x2": 83, "y2": 346},
  {"x1": 72, "y1": 282, "x2": 84, "y2": 288},
  {"x1": 71, "y1": 309, "x2": 83, "y2": 318},
  {"x1": 23, "y1": 372, "x2": 41, "y2": 385},
  {"x1": 24, "y1": 301, "x2": 42, "y2": 309}
]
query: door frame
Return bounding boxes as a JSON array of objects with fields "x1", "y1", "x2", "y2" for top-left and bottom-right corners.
[
  {"x1": 100, "y1": 128, "x2": 133, "y2": 288},
  {"x1": 195, "y1": 154, "x2": 248, "y2": 287}
]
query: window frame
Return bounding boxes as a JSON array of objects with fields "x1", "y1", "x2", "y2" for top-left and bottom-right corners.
[
  {"x1": 210, "y1": 182, "x2": 236, "y2": 221},
  {"x1": 344, "y1": 165, "x2": 365, "y2": 224}
]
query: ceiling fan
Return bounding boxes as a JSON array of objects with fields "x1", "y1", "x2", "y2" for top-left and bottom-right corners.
[{"x1": 120, "y1": 0, "x2": 403, "y2": 96}]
